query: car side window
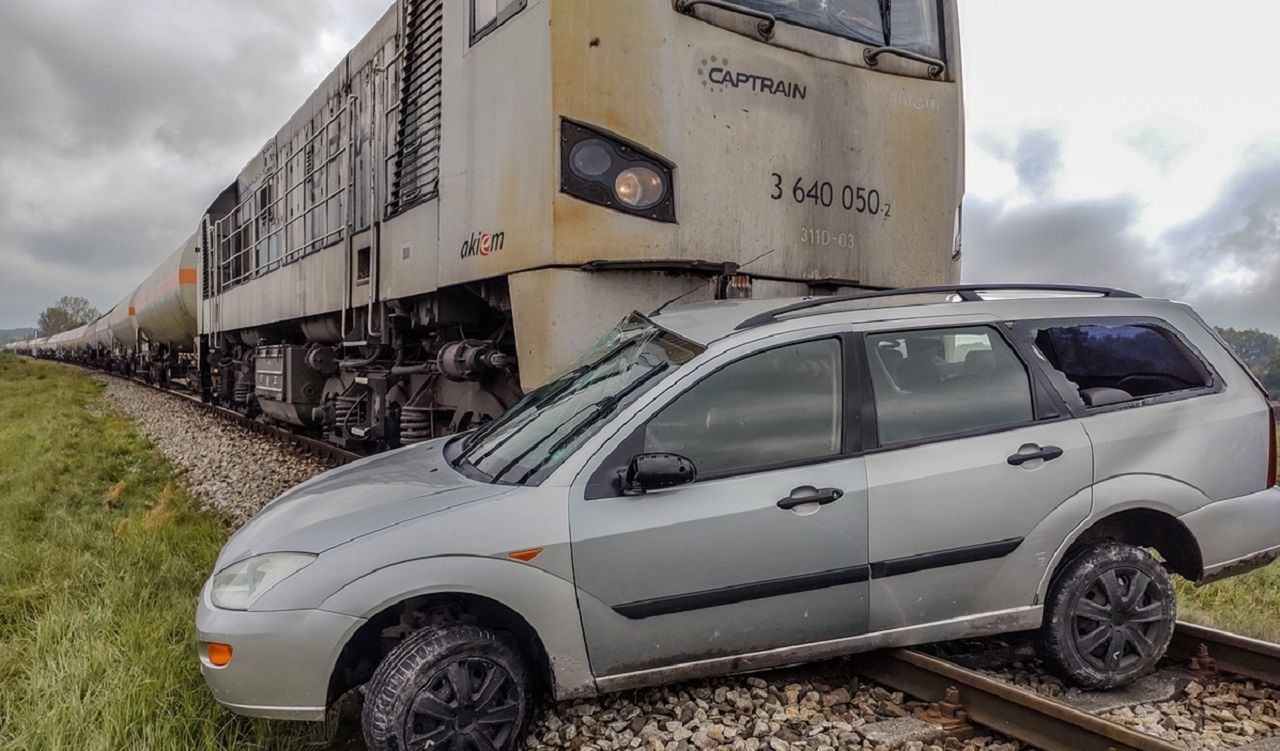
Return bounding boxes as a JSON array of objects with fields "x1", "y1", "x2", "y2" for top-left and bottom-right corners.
[
  {"x1": 1032, "y1": 322, "x2": 1212, "y2": 408},
  {"x1": 643, "y1": 338, "x2": 843, "y2": 477},
  {"x1": 866, "y1": 326, "x2": 1033, "y2": 445}
]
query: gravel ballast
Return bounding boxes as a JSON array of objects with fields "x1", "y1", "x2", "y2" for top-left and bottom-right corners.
[
  {"x1": 523, "y1": 668, "x2": 1022, "y2": 751},
  {"x1": 95, "y1": 374, "x2": 329, "y2": 525}
]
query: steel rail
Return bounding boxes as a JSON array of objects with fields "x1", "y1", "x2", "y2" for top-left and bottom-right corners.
[
  {"x1": 855, "y1": 621, "x2": 1280, "y2": 751},
  {"x1": 852, "y1": 649, "x2": 1184, "y2": 751},
  {"x1": 1168, "y1": 620, "x2": 1280, "y2": 686},
  {"x1": 96, "y1": 371, "x2": 360, "y2": 466}
]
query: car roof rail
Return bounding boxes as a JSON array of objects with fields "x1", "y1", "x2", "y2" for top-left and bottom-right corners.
[{"x1": 734, "y1": 284, "x2": 1143, "y2": 330}]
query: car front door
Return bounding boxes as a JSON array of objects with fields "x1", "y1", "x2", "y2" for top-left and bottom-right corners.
[
  {"x1": 569, "y1": 336, "x2": 871, "y2": 680},
  {"x1": 860, "y1": 323, "x2": 1094, "y2": 634}
]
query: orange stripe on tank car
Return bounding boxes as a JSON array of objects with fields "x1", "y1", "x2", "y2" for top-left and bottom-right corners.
[{"x1": 178, "y1": 268, "x2": 197, "y2": 284}]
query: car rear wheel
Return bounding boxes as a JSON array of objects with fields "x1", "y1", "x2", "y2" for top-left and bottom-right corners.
[
  {"x1": 1038, "y1": 542, "x2": 1176, "y2": 689},
  {"x1": 362, "y1": 623, "x2": 534, "y2": 751}
]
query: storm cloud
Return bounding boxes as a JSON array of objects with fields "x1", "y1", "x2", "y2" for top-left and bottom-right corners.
[
  {"x1": 0, "y1": 0, "x2": 390, "y2": 327},
  {"x1": 964, "y1": 131, "x2": 1280, "y2": 332}
]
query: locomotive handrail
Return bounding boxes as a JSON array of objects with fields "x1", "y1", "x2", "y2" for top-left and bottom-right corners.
[
  {"x1": 862, "y1": 45, "x2": 947, "y2": 80},
  {"x1": 676, "y1": 0, "x2": 776, "y2": 40}
]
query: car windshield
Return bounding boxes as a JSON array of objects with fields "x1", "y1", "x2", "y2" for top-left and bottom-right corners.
[
  {"x1": 453, "y1": 313, "x2": 703, "y2": 486},
  {"x1": 735, "y1": 0, "x2": 943, "y2": 59}
]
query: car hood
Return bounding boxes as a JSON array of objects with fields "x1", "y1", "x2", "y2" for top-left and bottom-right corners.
[{"x1": 216, "y1": 438, "x2": 512, "y2": 568}]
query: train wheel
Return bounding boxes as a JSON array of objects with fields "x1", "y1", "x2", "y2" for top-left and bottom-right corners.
[{"x1": 1038, "y1": 542, "x2": 1175, "y2": 689}]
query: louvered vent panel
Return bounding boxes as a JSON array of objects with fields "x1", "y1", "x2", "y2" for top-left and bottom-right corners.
[{"x1": 389, "y1": 0, "x2": 444, "y2": 214}]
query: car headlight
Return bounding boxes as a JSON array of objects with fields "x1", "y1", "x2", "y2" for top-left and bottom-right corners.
[
  {"x1": 561, "y1": 120, "x2": 676, "y2": 222},
  {"x1": 210, "y1": 552, "x2": 317, "y2": 611}
]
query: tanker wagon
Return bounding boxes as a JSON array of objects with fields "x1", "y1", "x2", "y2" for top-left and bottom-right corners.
[{"x1": 181, "y1": 0, "x2": 965, "y2": 451}]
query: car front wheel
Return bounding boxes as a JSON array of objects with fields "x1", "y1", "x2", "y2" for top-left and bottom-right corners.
[
  {"x1": 362, "y1": 623, "x2": 534, "y2": 751},
  {"x1": 1038, "y1": 542, "x2": 1176, "y2": 689}
]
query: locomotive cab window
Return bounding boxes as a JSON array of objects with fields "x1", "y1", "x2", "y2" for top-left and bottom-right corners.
[
  {"x1": 733, "y1": 0, "x2": 944, "y2": 58},
  {"x1": 471, "y1": 0, "x2": 526, "y2": 43},
  {"x1": 1032, "y1": 322, "x2": 1213, "y2": 409}
]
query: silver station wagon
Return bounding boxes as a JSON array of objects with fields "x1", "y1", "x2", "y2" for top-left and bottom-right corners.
[{"x1": 197, "y1": 285, "x2": 1280, "y2": 751}]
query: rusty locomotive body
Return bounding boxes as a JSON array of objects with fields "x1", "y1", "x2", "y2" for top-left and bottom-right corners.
[{"x1": 32, "y1": 0, "x2": 965, "y2": 451}]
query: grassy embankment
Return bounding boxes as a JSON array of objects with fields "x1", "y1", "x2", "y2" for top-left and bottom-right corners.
[
  {"x1": 0, "y1": 353, "x2": 342, "y2": 750},
  {"x1": 0, "y1": 352, "x2": 1277, "y2": 748}
]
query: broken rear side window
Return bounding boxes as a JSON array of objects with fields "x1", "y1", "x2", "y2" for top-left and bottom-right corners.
[{"x1": 1033, "y1": 323, "x2": 1211, "y2": 408}]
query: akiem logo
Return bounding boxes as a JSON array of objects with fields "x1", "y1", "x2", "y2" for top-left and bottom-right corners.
[
  {"x1": 460, "y1": 230, "x2": 505, "y2": 259},
  {"x1": 698, "y1": 54, "x2": 808, "y2": 100}
]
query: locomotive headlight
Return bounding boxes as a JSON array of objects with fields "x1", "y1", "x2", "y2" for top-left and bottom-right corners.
[
  {"x1": 569, "y1": 139, "x2": 614, "y2": 178},
  {"x1": 210, "y1": 552, "x2": 316, "y2": 611},
  {"x1": 614, "y1": 167, "x2": 666, "y2": 209},
  {"x1": 561, "y1": 119, "x2": 676, "y2": 223}
]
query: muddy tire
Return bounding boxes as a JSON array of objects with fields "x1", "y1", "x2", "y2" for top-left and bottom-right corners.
[
  {"x1": 362, "y1": 624, "x2": 534, "y2": 751},
  {"x1": 1038, "y1": 542, "x2": 1176, "y2": 689}
]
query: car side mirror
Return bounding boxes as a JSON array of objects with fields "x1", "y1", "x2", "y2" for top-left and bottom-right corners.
[{"x1": 622, "y1": 453, "x2": 697, "y2": 495}]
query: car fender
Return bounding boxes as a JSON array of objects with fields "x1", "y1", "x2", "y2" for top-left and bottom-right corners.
[
  {"x1": 318, "y1": 554, "x2": 597, "y2": 700},
  {"x1": 1034, "y1": 473, "x2": 1211, "y2": 600}
]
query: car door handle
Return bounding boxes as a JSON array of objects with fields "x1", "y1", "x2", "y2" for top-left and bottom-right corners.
[
  {"x1": 1007, "y1": 444, "x2": 1064, "y2": 466},
  {"x1": 777, "y1": 486, "x2": 844, "y2": 510}
]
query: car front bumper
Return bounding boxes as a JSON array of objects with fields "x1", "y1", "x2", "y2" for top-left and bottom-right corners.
[
  {"x1": 196, "y1": 582, "x2": 365, "y2": 721},
  {"x1": 1181, "y1": 486, "x2": 1280, "y2": 584}
]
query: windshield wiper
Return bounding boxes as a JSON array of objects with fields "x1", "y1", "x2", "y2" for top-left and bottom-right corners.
[
  {"x1": 676, "y1": 0, "x2": 776, "y2": 40},
  {"x1": 460, "y1": 335, "x2": 640, "y2": 458},
  {"x1": 510, "y1": 363, "x2": 672, "y2": 485},
  {"x1": 460, "y1": 363, "x2": 591, "y2": 455}
]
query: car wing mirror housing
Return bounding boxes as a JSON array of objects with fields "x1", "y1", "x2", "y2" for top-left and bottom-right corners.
[{"x1": 622, "y1": 453, "x2": 697, "y2": 495}]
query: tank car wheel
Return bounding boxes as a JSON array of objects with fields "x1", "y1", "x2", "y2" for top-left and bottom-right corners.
[
  {"x1": 1038, "y1": 542, "x2": 1176, "y2": 689},
  {"x1": 362, "y1": 624, "x2": 534, "y2": 751}
]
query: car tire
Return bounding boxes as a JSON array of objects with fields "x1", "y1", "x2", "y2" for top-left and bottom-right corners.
[
  {"x1": 362, "y1": 623, "x2": 534, "y2": 751},
  {"x1": 1038, "y1": 542, "x2": 1176, "y2": 689}
]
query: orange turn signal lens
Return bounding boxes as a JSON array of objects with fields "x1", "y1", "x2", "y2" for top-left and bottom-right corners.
[
  {"x1": 508, "y1": 548, "x2": 543, "y2": 562},
  {"x1": 206, "y1": 643, "x2": 233, "y2": 667}
]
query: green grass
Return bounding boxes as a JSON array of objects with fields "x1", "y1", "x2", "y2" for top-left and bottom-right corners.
[
  {"x1": 0, "y1": 354, "x2": 342, "y2": 751},
  {"x1": 1177, "y1": 564, "x2": 1280, "y2": 642}
]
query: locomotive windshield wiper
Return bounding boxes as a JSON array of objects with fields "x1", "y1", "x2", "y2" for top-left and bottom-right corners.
[{"x1": 676, "y1": 0, "x2": 776, "y2": 40}]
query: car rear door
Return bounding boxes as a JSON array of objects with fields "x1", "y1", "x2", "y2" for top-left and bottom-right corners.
[
  {"x1": 568, "y1": 334, "x2": 871, "y2": 680},
  {"x1": 859, "y1": 321, "x2": 1094, "y2": 634}
]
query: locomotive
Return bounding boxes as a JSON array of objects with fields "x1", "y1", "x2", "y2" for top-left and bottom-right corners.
[{"x1": 20, "y1": 0, "x2": 965, "y2": 452}]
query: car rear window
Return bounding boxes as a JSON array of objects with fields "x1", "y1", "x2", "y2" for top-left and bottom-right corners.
[{"x1": 1032, "y1": 323, "x2": 1212, "y2": 408}]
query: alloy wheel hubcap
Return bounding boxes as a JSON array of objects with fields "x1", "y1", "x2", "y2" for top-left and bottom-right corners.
[
  {"x1": 404, "y1": 657, "x2": 520, "y2": 751},
  {"x1": 1070, "y1": 566, "x2": 1165, "y2": 673}
]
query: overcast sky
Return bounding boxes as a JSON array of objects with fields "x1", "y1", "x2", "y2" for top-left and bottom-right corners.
[{"x1": 2, "y1": 1, "x2": 1279, "y2": 332}]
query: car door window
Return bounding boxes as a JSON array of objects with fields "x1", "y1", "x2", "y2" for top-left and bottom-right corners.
[
  {"x1": 643, "y1": 338, "x2": 843, "y2": 477},
  {"x1": 866, "y1": 326, "x2": 1033, "y2": 445}
]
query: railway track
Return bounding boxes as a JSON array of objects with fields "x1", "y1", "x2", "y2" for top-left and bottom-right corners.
[
  {"x1": 96, "y1": 371, "x2": 361, "y2": 466},
  {"x1": 853, "y1": 621, "x2": 1280, "y2": 751}
]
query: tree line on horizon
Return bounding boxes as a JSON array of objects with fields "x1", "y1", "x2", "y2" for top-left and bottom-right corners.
[{"x1": 1217, "y1": 327, "x2": 1280, "y2": 398}]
